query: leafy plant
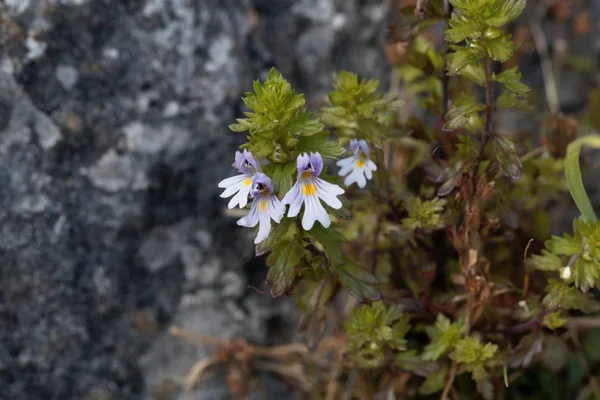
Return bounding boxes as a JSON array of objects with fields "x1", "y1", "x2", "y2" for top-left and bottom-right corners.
[{"x1": 203, "y1": 0, "x2": 600, "y2": 398}]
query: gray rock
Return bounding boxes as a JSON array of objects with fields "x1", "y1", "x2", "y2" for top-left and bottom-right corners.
[{"x1": 0, "y1": 0, "x2": 392, "y2": 399}]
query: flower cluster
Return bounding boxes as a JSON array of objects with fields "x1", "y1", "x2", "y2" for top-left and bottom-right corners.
[{"x1": 219, "y1": 150, "x2": 353, "y2": 243}]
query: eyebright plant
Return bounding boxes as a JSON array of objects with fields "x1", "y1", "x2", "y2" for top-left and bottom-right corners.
[{"x1": 213, "y1": 0, "x2": 600, "y2": 398}]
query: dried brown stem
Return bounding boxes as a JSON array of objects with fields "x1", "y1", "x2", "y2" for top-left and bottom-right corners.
[{"x1": 441, "y1": 360, "x2": 458, "y2": 400}]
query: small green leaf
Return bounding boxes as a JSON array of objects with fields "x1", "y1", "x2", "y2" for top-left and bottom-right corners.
[
  {"x1": 266, "y1": 240, "x2": 304, "y2": 296},
  {"x1": 529, "y1": 249, "x2": 563, "y2": 272},
  {"x1": 423, "y1": 314, "x2": 465, "y2": 360},
  {"x1": 484, "y1": 35, "x2": 514, "y2": 62},
  {"x1": 493, "y1": 66, "x2": 531, "y2": 94},
  {"x1": 542, "y1": 311, "x2": 566, "y2": 330},
  {"x1": 296, "y1": 131, "x2": 345, "y2": 159},
  {"x1": 496, "y1": 91, "x2": 533, "y2": 111}
]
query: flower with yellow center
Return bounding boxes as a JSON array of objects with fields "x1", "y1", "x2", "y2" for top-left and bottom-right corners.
[
  {"x1": 218, "y1": 149, "x2": 261, "y2": 209},
  {"x1": 336, "y1": 139, "x2": 377, "y2": 188},
  {"x1": 237, "y1": 173, "x2": 285, "y2": 244},
  {"x1": 282, "y1": 152, "x2": 344, "y2": 230}
]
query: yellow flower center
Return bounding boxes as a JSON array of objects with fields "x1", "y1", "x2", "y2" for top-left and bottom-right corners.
[
  {"x1": 302, "y1": 182, "x2": 317, "y2": 196},
  {"x1": 258, "y1": 200, "x2": 268, "y2": 212},
  {"x1": 243, "y1": 178, "x2": 252, "y2": 186},
  {"x1": 301, "y1": 171, "x2": 313, "y2": 179},
  {"x1": 355, "y1": 159, "x2": 365, "y2": 168}
]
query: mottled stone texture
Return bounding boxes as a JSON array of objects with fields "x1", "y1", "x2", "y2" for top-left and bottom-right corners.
[{"x1": 0, "y1": 0, "x2": 390, "y2": 399}]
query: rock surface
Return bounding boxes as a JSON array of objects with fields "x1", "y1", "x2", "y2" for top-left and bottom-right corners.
[{"x1": 0, "y1": 0, "x2": 391, "y2": 399}]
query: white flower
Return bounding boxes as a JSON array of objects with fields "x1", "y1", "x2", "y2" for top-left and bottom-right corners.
[
  {"x1": 336, "y1": 139, "x2": 377, "y2": 188},
  {"x1": 237, "y1": 173, "x2": 285, "y2": 244},
  {"x1": 281, "y1": 152, "x2": 344, "y2": 230},
  {"x1": 218, "y1": 149, "x2": 261, "y2": 209}
]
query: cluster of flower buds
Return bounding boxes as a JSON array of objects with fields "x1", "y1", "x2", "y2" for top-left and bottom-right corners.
[{"x1": 218, "y1": 140, "x2": 376, "y2": 243}]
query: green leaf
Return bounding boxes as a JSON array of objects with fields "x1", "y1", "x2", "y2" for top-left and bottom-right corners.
[
  {"x1": 484, "y1": 0, "x2": 526, "y2": 27},
  {"x1": 565, "y1": 135, "x2": 600, "y2": 223},
  {"x1": 255, "y1": 218, "x2": 295, "y2": 256},
  {"x1": 296, "y1": 131, "x2": 345, "y2": 159},
  {"x1": 395, "y1": 350, "x2": 440, "y2": 377},
  {"x1": 542, "y1": 279, "x2": 600, "y2": 313},
  {"x1": 542, "y1": 311, "x2": 566, "y2": 330},
  {"x1": 345, "y1": 301, "x2": 410, "y2": 367},
  {"x1": 495, "y1": 90, "x2": 533, "y2": 111},
  {"x1": 493, "y1": 66, "x2": 531, "y2": 94},
  {"x1": 418, "y1": 364, "x2": 448, "y2": 395},
  {"x1": 445, "y1": 15, "x2": 481, "y2": 43},
  {"x1": 484, "y1": 35, "x2": 514, "y2": 62},
  {"x1": 266, "y1": 240, "x2": 304, "y2": 296},
  {"x1": 423, "y1": 314, "x2": 465, "y2": 360},
  {"x1": 264, "y1": 162, "x2": 296, "y2": 198},
  {"x1": 309, "y1": 223, "x2": 346, "y2": 266},
  {"x1": 233, "y1": 67, "x2": 325, "y2": 164},
  {"x1": 444, "y1": 95, "x2": 485, "y2": 132},
  {"x1": 529, "y1": 249, "x2": 563, "y2": 272},
  {"x1": 546, "y1": 235, "x2": 582, "y2": 256},
  {"x1": 336, "y1": 258, "x2": 380, "y2": 301}
]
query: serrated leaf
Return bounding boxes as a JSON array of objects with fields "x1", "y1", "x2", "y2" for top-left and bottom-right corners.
[
  {"x1": 266, "y1": 240, "x2": 304, "y2": 296},
  {"x1": 296, "y1": 132, "x2": 345, "y2": 159},
  {"x1": 336, "y1": 259, "x2": 380, "y2": 301},
  {"x1": 484, "y1": 0, "x2": 526, "y2": 27},
  {"x1": 493, "y1": 66, "x2": 531, "y2": 94},
  {"x1": 529, "y1": 249, "x2": 563, "y2": 272},
  {"x1": 484, "y1": 35, "x2": 514, "y2": 62}
]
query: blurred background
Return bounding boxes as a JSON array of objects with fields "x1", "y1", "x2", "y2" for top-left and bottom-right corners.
[{"x1": 0, "y1": 0, "x2": 599, "y2": 399}]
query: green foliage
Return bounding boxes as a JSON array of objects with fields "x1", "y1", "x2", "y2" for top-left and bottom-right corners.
[
  {"x1": 423, "y1": 314, "x2": 466, "y2": 361},
  {"x1": 215, "y1": 0, "x2": 600, "y2": 398},
  {"x1": 402, "y1": 196, "x2": 447, "y2": 231},
  {"x1": 542, "y1": 279, "x2": 600, "y2": 313},
  {"x1": 345, "y1": 301, "x2": 411, "y2": 368},
  {"x1": 230, "y1": 68, "x2": 324, "y2": 162},
  {"x1": 450, "y1": 336, "x2": 498, "y2": 380},
  {"x1": 541, "y1": 219, "x2": 600, "y2": 292},
  {"x1": 443, "y1": 93, "x2": 485, "y2": 132},
  {"x1": 321, "y1": 71, "x2": 403, "y2": 142}
]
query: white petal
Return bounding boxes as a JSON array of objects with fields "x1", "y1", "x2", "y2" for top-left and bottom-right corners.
[
  {"x1": 364, "y1": 167, "x2": 373, "y2": 180},
  {"x1": 354, "y1": 170, "x2": 367, "y2": 188},
  {"x1": 228, "y1": 182, "x2": 251, "y2": 209},
  {"x1": 338, "y1": 163, "x2": 355, "y2": 177},
  {"x1": 255, "y1": 208, "x2": 272, "y2": 244},
  {"x1": 336, "y1": 156, "x2": 354, "y2": 167},
  {"x1": 282, "y1": 184, "x2": 303, "y2": 218},
  {"x1": 301, "y1": 194, "x2": 317, "y2": 230},
  {"x1": 368, "y1": 160, "x2": 377, "y2": 171},
  {"x1": 344, "y1": 169, "x2": 363, "y2": 187},
  {"x1": 269, "y1": 196, "x2": 285, "y2": 223},
  {"x1": 315, "y1": 178, "x2": 344, "y2": 195},
  {"x1": 303, "y1": 194, "x2": 330, "y2": 230},
  {"x1": 218, "y1": 174, "x2": 247, "y2": 189},
  {"x1": 220, "y1": 180, "x2": 245, "y2": 198},
  {"x1": 237, "y1": 201, "x2": 259, "y2": 227},
  {"x1": 315, "y1": 178, "x2": 342, "y2": 209}
]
